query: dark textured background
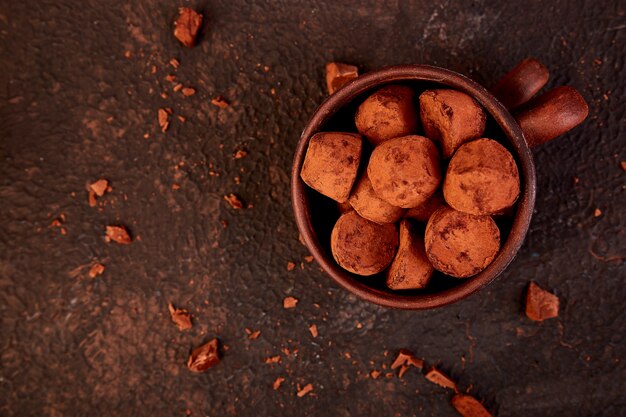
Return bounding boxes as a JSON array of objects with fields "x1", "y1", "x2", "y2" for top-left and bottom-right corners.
[{"x1": 0, "y1": 0, "x2": 624, "y2": 416}]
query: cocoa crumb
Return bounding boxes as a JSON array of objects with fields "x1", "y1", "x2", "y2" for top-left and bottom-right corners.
[
  {"x1": 425, "y1": 368, "x2": 458, "y2": 391},
  {"x1": 246, "y1": 329, "x2": 261, "y2": 340},
  {"x1": 264, "y1": 355, "x2": 281, "y2": 364},
  {"x1": 224, "y1": 193, "x2": 244, "y2": 209},
  {"x1": 211, "y1": 96, "x2": 229, "y2": 108},
  {"x1": 177, "y1": 115, "x2": 186, "y2": 123},
  {"x1": 88, "y1": 190, "x2": 97, "y2": 207},
  {"x1": 273, "y1": 377, "x2": 285, "y2": 390},
  {"x1": 169, "y1": 58, "x2": 180, "y2": 69},
  {"x1": 89, "y1": 179, "x2": 109, "y2": 197},
  {"x1": 525, "y1": 281, "x2": 559, "y2": 322},
  {"x1": 233, "y1": 149, "x2": 248, "y2": 159},
  {"x1": 187, "y1": 338, "x2": 220, "y2": 372},
  {"x1": 88, "y1": 263, "x2": 105, "y2": 278},
  {"x1": 165, "y1": 74, "x2": 177, "y2": 83},
  {"x1": 308, "y1": 324, "x2": 318, "y2": 338},
  {"x1": 370, "y1": 370, "x2": 381, "y2": 379},
  {"x1": 158, "y1": 108, "x2": 170, "y2": 132},
  {"x1": 173, "y1": 7, "x2": 203, "y2": 48},
  {"x1": 182, "y1": 87, "x2": 196, "y2": 97},
  {"x1": 287, "y1": 262, "x2": 296, "y2": 271},
  {"x1": 168, "y1": 303, "x2": 193, "y2": 331},
  {"x1": 105, "y1": 225, "x2": 132, "y2": 244},
  {"x1": 620, "y1": 161, "x2": 626, "y2": 172},
  {"x1": 283, "y1": 296, "x2": 298, "y2": 309},
  {"x1": 304, "y1": 256, "x2": 314, "y2": 263},
  {"x1": 594, "y1": 208, "x2": 602, "y2": 217},
  {"x1": 451, "y1": 394, "x2": 492, "y2": 417},
  {"x1": 173, "y1": 83, "x2": 183, "y2": 92},
  {"x1": 172, "y1": 183, "x2": 181, "y2": 190},
  {"x1": 296, "y1": 383, "x2": 313, "y2": 397}
]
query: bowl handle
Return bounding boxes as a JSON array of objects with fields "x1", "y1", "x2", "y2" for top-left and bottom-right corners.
[{"x1": 491, "y1": 58, "x2": 589, "y2": 148}]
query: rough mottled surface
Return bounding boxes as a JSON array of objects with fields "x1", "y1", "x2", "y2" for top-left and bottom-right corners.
[{"x1": 0, "y1": 0, "x2": 624, "y2": 416}]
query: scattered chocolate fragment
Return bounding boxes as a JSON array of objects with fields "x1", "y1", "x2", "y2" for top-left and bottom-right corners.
[
  {"x1": 525, "y1": 282, "x2": 559, "y2": 322},
  {"x1": 300, "y1": 132, "x2": 362, "y2": 203},
  {"x1": 425, "y1": 368, "x2": 458, "y2": 391},
  {"x1": 297, "y1": 383, "x2": 314, "y2": 397},
  {"x1": 88, "y1": 263, "x2": 105, "y2": 278},
  {"x1": 173, "y1": 7, "x2": 203, "y2": 48},
  {"x1": 451, "y1": 394, "x2": 492, "y2": 417},
  {"x1": 391, "y1": 349, "x2": 424, "y2": 370},
  {"x1": 233, "y1": 149, "x2": 248, "y2": 159},
  {"x1": 187, "y1": 338, "x2": 220, "y2": 372},
  {"x1": 88, "y1": 190, "x2": 97, "y2": 207},
  {"x1": 168, "y1": 303, "x2": 193, "y2": 331},
  {"x1": 89, "y1": 179, "x2": 109, "y2": 197},
  {"x1": 264, "y1": 355, "x2": 281, "y2": 364},
  {"x1": 224, "y1": 193, "x2": 244, "y2": 209},
  {"x1": 283, "y1": 296, "x2": 298, "y2": 309},
  {"x1": 247, "y1": 329, "x2": 261, "y2": 340},
  {"x1": 325, "y1": 62, "x2": 359, "y2": 95},
  {"x1": 620, "y1": 161, "x2": 626, "y2": 172},
  {"x1": 105, "y1": 225, "x2": 132, "y2": 245},
  {"x1": 398, "y1": 365, "x2": 410, "y2": 378},
  {"x1": 173, "y1": 83, "x2": 183, "y2": 92},
  {"x1": 309, "y1": 324, "x2": 318, "y2": 338},
  {"x1": 287, "y1": 262, "x2": 296, "y2": 271},
  {"x1": 169, "y1": 58, "x2": 180, "y2": 69},
  {"x1": 158, "y1": 108, "x2": 170, "y2": 132},
  {"x1": 304, "y1": 255, "x2": 314, "y2": 263},
  {"x1": 182, "y1": 87, "x2": 196, "y2": 96},
  {"x1": 273, "y1": 377, "x2": 285, "y2": 390},
  {"x1": 594, "y1": 208, "x2": 602, "y2": 217},
  {"x1": 211, "y1": 96, "x2": 229, "y2": 108}
]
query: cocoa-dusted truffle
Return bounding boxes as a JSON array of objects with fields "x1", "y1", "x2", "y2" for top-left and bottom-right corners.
[
  {"x1": 300, "y1": 132, "x2": 362, "y2": 203},
  {"x1": 404, "y1": 192, "x2": 445, "y2": 223},
  {"x1": 419, "y1": 89, "x2": 486, "y2": 158},
  {"x1": 425, "y1": 207, "x2": 500, "y2": 278},
  {"x1": 386, "y1": 219, "x2": 434, "y2": 290},
  {"x1": 349, "y1": 173, "x2": 406, "y2": 224},
  {"x1": 367, "y1": 135, "x2": 441, "y2": 208},
  {"x1": 355, "y1": 85, "x2": 418, "y2": 146},
  {"x1": 443, "y1": 138, "x2": 520, "y2": 215},
  {"x1": 331, "y1": 211, "x2": 398, "y2": 276}
]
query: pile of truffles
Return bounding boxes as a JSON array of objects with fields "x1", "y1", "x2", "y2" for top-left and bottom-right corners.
[{"x1": 300, "y1": 85, "x2": 521, "y2": 290}]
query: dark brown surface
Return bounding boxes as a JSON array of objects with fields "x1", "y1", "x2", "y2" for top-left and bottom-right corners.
[{"x1": 1, "y1": 1, "x2": 624, "y2": 416}]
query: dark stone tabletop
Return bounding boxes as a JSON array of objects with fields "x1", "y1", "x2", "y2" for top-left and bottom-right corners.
[{"x1": 0, "y1": 1, "x2": 624, "y2": 416}]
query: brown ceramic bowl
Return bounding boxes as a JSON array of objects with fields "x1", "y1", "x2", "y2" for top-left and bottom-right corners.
[{"x1": 291, "y1": 62, "x2": 588, "y2": 309}]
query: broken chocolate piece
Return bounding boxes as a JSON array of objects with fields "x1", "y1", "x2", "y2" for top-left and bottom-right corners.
[
  {"x1": 187, "y1": 338, "x2": 220, "y2": 372},
  {"x1": 283, "y1": 296, "x2": 298, "y2": 309},
  {"x1": 325, "y1": 62, "x2": 359, "y2": 95},
  {"x1": 297, "y1": 383, "x2": 314, "y2": 397},
  {"x1": 182, "y1": 87, "x2": 196, "y2": 96},
  {"x1": 105, "y1": 225, "x2": 132, "y2": 244},
  {"x1": 451, "y1": 394, "x2": 492, "y2": 417},
  {"x1": 168, "y1": 303, "x2": 193, "y2": 331},
  {"x1": 89, "y1": 179, "x2": 109, "y2": 197},
  {"x1": 211, "y1": 96, "x2": 229, "y2": 108},
  {"x1": 158, "y1": 108, "x2": 170, "y2": 132},
  {"x1": 224, "y1": 193, "x2": 244, "y2": 209},
  {"x1": 425, "y1": 368, "x2": 458, "y2": 391},
  {"x1": 525, "y1": 281, "x2": 559, "y2": 322},
  {"x1": 88, "y1": 263, "x2": 105, "y2": 278},
  {"x1": 309, "y1": 324, "x2": 318, "y2": 338},
  {"x1": 173, "y1": 7, "x2": 203, "y2": 48}
]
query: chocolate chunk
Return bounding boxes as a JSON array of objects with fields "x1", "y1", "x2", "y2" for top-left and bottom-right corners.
[
  {"x1": 187, "y1": 338, "x2": 220, "y2": 372},
  {"x1": 525, "y1": 282, "x2": 559, "y2": 322},
  {"x1": 168, "y1": 303, "x2": 192, "y2": 331},
  {"x1": 173, "y1": 8, "x2": 203, "y2": 48},
  {"x1": 105, "y1": 225, "x2": 132, "y2": 244}
]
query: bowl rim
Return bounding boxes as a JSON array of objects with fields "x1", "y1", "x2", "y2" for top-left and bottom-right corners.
[{"x1": 291, "y1": 64, "x2": 536, "y2": 310}]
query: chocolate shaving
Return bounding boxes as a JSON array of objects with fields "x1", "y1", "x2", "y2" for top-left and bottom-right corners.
[
  {"x1": 283, "y1": 296, "x2": 298, "y2": 309},
  {"x1": 451, "y1": 394, "x2": 492, "y2": 417},
  {"x1": 425, "y1": 368, "x2": 458, "y2": 391},
  {"x1": 169, "y1": 58, "x2": 180, "y2": 69},
  {"x1": 168, "y1": 303, "x2": 192, "y2": 331},
  {"x1": 525, "y1": 281, "x2": 559, "y2": 322},
  {"x1": 88, "y1": 263, "x2": 105, "y2": 278},
  {"x1": 296, "y1": 383, "x2": 313, "y2": 397},
  {"x1": 224, "y1": 193, "x2": 244, "y2": 209},
  {"x1": 187, "y1": 338, "x2": 220, "y2": 372},
  {"x1": 158, "y1": 108, "x2": 170, "y2": 132},
  {"x1": 173, "y1": 7, "x2": 203, "y2": 48},
  {"x1": 273, "y1": 377, "x2": 285, "y2": 390},
  {"x1": 211, "y1": 96, "x2": 229, "y2": 108},
  {"x1": 105, "y1": 225, "x2": 132, "y2": 244}
]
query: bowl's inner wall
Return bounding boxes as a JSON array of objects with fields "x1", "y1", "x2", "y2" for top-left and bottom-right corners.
[{"x1": 306, "y1": 80, "x2": 518, "y2": 296}]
